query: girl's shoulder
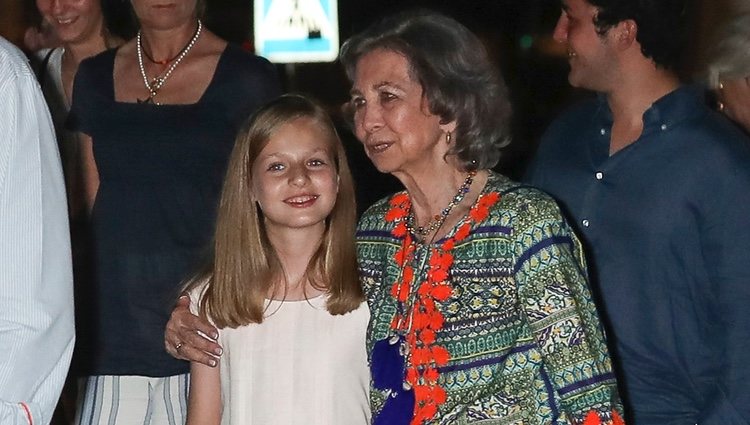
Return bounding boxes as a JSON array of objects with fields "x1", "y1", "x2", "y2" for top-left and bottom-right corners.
[{"x1": 186, "y1": 279, "x2": 211, "y2": 316}]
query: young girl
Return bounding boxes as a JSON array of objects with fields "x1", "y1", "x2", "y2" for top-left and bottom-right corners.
[{"x1": 184, "y1": 95, "x2": 370, "y2": 425}]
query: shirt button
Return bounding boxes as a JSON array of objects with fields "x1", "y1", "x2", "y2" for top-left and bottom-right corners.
[
  {"x1": 660, "y1": 124, "x2": 668, "y2": 130},
  {"x1": 595, "y1": 172, "x2": 603, "y2": 180},
  {"x1": 582, "y1": 219, "x2": 590, "y2": 227},
  {"x1": 600, "y1": 128, "x2": 606, "y2": 135}
]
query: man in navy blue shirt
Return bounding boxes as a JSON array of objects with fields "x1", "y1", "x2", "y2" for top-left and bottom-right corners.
[{"x1": 525, "y1": 0, "x2": 750, "y2": 423}]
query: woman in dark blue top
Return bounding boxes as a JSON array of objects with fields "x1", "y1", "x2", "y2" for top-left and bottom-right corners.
[{"x1": 68, "y1": 0, "x2": 280, "y2": 423}]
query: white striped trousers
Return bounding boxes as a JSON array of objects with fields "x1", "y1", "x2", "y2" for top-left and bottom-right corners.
[{"x1": 74, "y1": 374, "x2": 189, "y2": 425}]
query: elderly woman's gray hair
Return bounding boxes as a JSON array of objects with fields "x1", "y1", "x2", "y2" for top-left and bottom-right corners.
[
  {"x1": 339, "y1": 10, "x2": 512, "y2": 172},
  {"x1": 706, "y1": 13, "x2": 750, "y2": 89}
]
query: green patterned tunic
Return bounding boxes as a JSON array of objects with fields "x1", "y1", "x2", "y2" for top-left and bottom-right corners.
[{"x1": 356, "y1": 172, "x2": 623, "y2": 424}]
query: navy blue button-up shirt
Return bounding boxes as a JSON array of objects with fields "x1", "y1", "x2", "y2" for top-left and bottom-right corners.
[{"x1": 525, "y1": 86, "x2": 750, "y2": 425}]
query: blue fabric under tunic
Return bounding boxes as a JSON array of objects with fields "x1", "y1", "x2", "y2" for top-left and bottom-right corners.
[
  {"x1": 69, "y1": 44, "x2": 281, "y2": 377},
  {"x1": 525, "y1": 86, "x2": 750, "y2": 424}
]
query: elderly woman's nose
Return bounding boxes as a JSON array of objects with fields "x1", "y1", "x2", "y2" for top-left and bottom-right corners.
[{"x1": 359, "y1": 103, "x2": 384, "y2": 134}]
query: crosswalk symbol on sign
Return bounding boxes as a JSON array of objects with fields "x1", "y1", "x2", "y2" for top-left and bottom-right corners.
[{"x1": 254, "y1": 0, "x2": 339, "y2": 63}]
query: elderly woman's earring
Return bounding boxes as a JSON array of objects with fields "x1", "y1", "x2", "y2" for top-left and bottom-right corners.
[{"x1": 446, "y1": 131, "x2": 452, "y2": 145}]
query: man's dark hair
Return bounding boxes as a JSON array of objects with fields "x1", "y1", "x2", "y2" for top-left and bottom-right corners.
[{"x1": 588, "y1": 0, "x2": 692, "y2": 70}]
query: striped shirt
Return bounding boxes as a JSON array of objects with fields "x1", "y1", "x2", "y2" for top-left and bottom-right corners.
[{"x1": 0, "y1": 37, "x2": 74, "y2": 425}]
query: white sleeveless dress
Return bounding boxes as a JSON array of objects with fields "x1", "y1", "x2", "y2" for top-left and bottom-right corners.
[{"x1": 190, "y1": 292, "x2": 371, "y2": 425}]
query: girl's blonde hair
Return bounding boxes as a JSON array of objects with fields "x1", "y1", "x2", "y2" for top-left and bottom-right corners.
[{"x1": 185, "y1": 95, "x2": 362, "y2": 328}]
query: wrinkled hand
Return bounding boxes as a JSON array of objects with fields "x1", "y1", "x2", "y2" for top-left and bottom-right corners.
[
  {"x1": 719, "y1": 76, "x2": 750, "y2": 134},
  {"x1": 164, "y1": 295, "x2": 222, "y2": 367}
]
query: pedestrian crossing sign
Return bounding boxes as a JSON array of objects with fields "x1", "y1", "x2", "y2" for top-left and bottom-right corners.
[{"x1": 254, "y1": 0, "x2": 339, "y2": 63}]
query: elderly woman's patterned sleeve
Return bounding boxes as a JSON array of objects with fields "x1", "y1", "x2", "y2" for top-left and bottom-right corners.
[
  {"x1": 355, "y1": 197, "x2": 401, "y2": 416},
  {"x1": 512, "y1": 191, "x2": 624, "y2": 424}
]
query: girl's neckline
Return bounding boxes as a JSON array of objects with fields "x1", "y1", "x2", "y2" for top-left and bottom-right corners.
[
  {"x1": 265, "y1": 294, "x2": 326, "y2": 304},
  {"x1": 109, "y1": 44, "x2": 229, "y2": 107}
]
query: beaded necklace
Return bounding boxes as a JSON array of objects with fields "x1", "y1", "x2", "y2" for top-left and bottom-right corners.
[
  {"x1": 405, "y1": 171, "x2": 476, "y2": 237},
  {"x1": 381, "y1": 188, "x2": 501, "y2": 425},
  {"x1": 137, "y1": 20, "x2": 202, "y2": 105}
]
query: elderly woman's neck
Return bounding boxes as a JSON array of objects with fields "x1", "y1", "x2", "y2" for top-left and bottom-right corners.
[{"x1": 399, "y1": 166, "x2": 488, "y2": 233}]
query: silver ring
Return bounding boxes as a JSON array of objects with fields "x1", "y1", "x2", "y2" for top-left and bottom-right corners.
[{"x1": 175, "y1": 342, "x2": 184, "y2": 351}]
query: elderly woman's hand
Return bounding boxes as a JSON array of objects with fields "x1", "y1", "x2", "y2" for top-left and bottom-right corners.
[{"x1": 164, "y1": 295, "x2": 222, "y2": 367}]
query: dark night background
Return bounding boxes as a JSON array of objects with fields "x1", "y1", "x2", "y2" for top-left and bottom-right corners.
[
  {"x1": 0, "y1": 0, "x2": 730, "y2": 212},
  {"x1": 0, "y1": 1, "x2": 739, "y2": 422}
]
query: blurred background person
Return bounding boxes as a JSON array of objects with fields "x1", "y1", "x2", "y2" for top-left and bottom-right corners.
[
  {"x1": 705, "y1": 12, "x2": 750, "y2": 134},
  {"x1": 31, "y1": 2, "x2": 124, "y2": 423},
  {"x1": 34, "y1": 0, "x2": 123, "y2": 217},
  {"x1": 67, "y1": 0, "x2": 280, "y2": 423},
  {"x1": 526, "y1": 0, "x2": 750, "y2": 422}
]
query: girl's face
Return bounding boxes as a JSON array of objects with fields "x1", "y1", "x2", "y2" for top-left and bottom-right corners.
[
  {"x1": 130, "y1": 0, "x2": 198, "y2": 31},
  {"x1": 36, "y1": 0, "x2": 103, "y2": 45},
  {"x1": 251, "y1": 117, "x2": 339, "y2": 234}
]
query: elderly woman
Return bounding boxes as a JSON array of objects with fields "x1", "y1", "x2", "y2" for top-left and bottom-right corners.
[
  {"x1": 165, "y1": 11, "x2": 622, "y2": 424},
  {"x1": 68, "y1": 0, "x2": 280, "y2": 423},
  {"x1": 706, "y1": 12, "x2": 750, "y2": 133}
]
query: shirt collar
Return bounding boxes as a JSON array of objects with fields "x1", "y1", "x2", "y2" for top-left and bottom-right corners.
[{"x1": 594, "y1": 84, "x2": 705, "y2": 132}]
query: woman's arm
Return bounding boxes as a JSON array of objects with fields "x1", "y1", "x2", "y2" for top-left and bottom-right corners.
[
  {"x1": 186, "y1": 361, "x2": 222, "y2": 425},
  {"x1": 79, "y1": 133, "x2": 98, "y2": 214},
  {"x1": 513, "y1": 193, "x2": 623, "y2": 424}
]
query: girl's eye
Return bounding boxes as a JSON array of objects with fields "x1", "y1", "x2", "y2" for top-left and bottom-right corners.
[
  {"x1": 267, "y1": 163, "x2": 285, "y2": 172},
  {"x1": 308, "y1": 158, "x2": 327, "y2": 167}
]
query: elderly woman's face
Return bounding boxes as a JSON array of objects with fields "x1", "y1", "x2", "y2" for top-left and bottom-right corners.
[
  {"x1": 718, "y1": 76, "x2": 750, "y2": 133},
  {"x1": 131, "y1": 0, "x2": 198, "y2": 30},
  {"x1": 350, "y1": 48, "x2": 452, "y2": 175},
  {"x1": 36, "y1": 0, "x2": 102, "y2": 45}
]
